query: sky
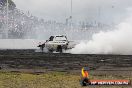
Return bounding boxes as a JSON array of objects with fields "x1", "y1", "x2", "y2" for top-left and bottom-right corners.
[{"x1": 12, "y1": 0, "x2": 132, "y2": 24}]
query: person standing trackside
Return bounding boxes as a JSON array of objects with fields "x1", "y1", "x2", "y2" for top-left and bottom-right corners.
[{"x1": 80, "y1": 67, "x2": 91, "y2": 86}]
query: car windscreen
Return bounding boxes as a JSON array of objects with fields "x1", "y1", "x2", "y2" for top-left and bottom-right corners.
[{"x1": 55, "y1": 36, "x2": 67, "y2": 41}]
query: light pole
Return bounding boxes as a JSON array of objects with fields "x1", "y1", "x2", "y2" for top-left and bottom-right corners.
[
  {"x1": 71, "y1": 0, "x2": 72, "y2": 19},
  {"x1": 70, "y1": 0, "x2": 72, "y2": 30},
  {"x1": 6, "y1": 0, "x2": 9, "y2": 38}
]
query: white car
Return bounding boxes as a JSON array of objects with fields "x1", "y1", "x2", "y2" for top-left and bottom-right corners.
[{"x1": 38, "y1": 35, "x2": 75, "y2": 53}]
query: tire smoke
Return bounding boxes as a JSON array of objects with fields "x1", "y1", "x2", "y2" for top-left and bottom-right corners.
[{"x1": 71, "y1": 11, "x2": 132, "y2": 55}]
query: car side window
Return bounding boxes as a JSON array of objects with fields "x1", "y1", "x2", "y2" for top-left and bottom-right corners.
[{"x1": 49, "y1": 36, "x2": 54, "y2": 41}]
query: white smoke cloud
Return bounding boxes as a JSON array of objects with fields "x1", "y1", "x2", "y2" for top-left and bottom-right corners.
[
  {"x1": 0, "y1": 39, "x2": 42, "y2": 49},
  {"x1": 71, "y1": 9, "x2": 132, "y2": 55}
]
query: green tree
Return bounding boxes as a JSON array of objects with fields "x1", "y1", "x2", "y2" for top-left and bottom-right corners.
[{"x1": 0, "y1": 0, "x2": 16, "y2": 10}]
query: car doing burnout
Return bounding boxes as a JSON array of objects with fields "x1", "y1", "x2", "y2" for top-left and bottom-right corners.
[{"x1": 38, "y1": 35, "x2": 75, "y2": 53}]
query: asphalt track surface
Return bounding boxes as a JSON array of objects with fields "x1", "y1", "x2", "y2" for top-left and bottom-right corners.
[{"x1": 0, "y1": 49, "x2": 132, "y2": 73}]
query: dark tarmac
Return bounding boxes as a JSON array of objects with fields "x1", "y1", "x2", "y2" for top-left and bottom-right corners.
[{"x1": 0, "y1": 49, "x2": 132, "y2": 73}]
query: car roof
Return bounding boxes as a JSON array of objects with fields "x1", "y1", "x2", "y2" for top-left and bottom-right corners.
[{"x1": 54, "y1": 35, "x2": 66, "y2": 37}]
